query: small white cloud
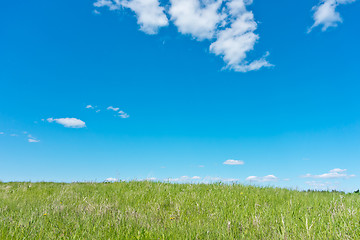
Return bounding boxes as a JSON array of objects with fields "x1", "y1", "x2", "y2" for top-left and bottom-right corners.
[
  {"x1": 305, "y1": 181, "x2": 339, "y2": 190},
  {"x1": 0, "y1": 132, "x2": 4, "y2": 135},
  {"x1": 28, "y1": 138, "x2": 40, "y2": 143},
  {"x1": 10, "y1": 134, "x2": 18, "y2": 137},
  {"x1": 165, "y1": 176, "x2": 202, "y2": 182},
  {"x1": 47, "y1": 118, "x2": 86, "y2": 128},
  {"x1": 105, "y1": 177, "x2": 118, "y2": 182},
  {"x1": 93, "y1": 9, "x2": 101, "y2": 14},
  {"x1": 96, "y1": 109, "x2": 101, "y2": 113},
  {"x1": 201, "y1": 176, "x2": 239, "y2": 183},
  {"x1": 223, "y1": 159, "x2": 244, "y2": 165},
  {"x1": 246, "y1": 175, "x2": 279, "y2": 182},
  {"x1": 302, "y1": 168, "x2": 355, "y2": 179},
  {"x1": 86, "y1": 105, "x2": 94, "y2": 109},
  {"x1": 118, "y1": 110, "x2": 130, "y2": 118},
  {"x1": 107, "y1": 106, "x2": 120, "y2": 111},
  {"x1": 308, "y1": 0, "x2": 356, "y2": 33},
  {"x1": 198, "y1": 165, "x2": 205, "y2": 168}
]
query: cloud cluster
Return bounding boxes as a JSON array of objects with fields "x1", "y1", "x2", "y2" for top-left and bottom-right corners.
[
  {"x1": 223, "y1": 159, "x2": 245, "y2": 165},
  {"x1": 305, "y1": 180, "x2": 339, "y2": 190},
  {"x1": 47, "y1": 118, "x2": 86, "y2": 128},
  {"x1": 165, "y1": 176, "x2": 202, "y2": 182},
  {"x1": 308, "y1": 0, "x2": 356, "y2": 32},
  {"x1": 107, "y1": 106, "x2": 130, "y2": 118},
  {"x1": 86, "y1": 105, "x2": 130, "y2": 118},
  {"x1": 302, "y1": 168, "x2": 355, "y2": 179},
  {"x1": 94, "y1": 0, "x2": 272, "y2": 72},
  {"x1": 245, "y1": 175, "x2": 278, "y2": 182}
]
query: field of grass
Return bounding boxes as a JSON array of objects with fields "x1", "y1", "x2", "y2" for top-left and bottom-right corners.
[{"x1": 1, "y1": 181, "x2": 360, "y2": 239}]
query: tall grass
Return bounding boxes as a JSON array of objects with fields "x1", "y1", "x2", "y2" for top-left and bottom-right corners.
[{"x1": 0, "y1": 181, "x2": 359, "y2": 239}]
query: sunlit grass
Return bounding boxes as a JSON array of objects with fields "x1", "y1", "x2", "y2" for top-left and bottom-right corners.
[{"x1": 0, "y1": 181, "x2": 359, "y2": 239}]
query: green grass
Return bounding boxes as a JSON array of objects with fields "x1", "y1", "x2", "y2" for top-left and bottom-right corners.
[{"x1": 1, "y1": 181, "x2": 359, "y2": 239}]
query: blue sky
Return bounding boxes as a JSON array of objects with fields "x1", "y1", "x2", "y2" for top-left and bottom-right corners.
[{"x1": 1, "y1": 0, "x2": 359, "y2": 191}]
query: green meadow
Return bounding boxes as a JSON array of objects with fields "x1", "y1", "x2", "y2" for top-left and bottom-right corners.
[{"x1": 1, "y1": 181, "x2": 359, "y2": 239}]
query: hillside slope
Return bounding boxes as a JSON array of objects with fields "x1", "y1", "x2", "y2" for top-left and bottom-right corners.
[{"x1": 0, "y1": 182, "x2": 359, "y2": 239}]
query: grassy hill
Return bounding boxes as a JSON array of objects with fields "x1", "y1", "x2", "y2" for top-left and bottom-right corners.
[{"x1": 0, "y1": 181, "x2": 359, "y2": 239}]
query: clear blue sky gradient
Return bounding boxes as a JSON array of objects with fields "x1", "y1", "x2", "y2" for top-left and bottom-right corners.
[{"x1": 1, "y1": 0, "x2": 359, "y2": 191}]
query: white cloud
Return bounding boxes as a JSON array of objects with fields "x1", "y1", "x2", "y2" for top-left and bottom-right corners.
[
  {"x1": 223, "y1": 159, "x2": 244, "y2": 165},
  {"x1": 169, "y1": 0, "x2": 224, "y2": 40},
  {"x1": 10, "y1": 134, "x2": 18, "y2": 137},
  {"x1": 105, "y1": 177, "x2": 118, "y2": 182},
  {"x1": 0, "y1": 132, "x2": 4, "y2": 135},
  {"x1": 47, "y1": 118, "x2": 86, "y2": 128},
  {"x1": 95, "y1": 0, "x2": 271, "y2": 72},
  {"x1": 305, "y1": 181, "x2": 339, "y2": 190},
  {"x1": 302, "y1": 168, "x2": 355, "y2": 179},
  {"x1": 118, "y1": 110, "x2": 130, "y2": 118},
  {"x1": 201, "y1": 176, "x2": 239, "y2": 183},
  {"x1": 27, "y1": 134, "x2": 40, "y2": 143},
  {"x1": 86, "y1": 105, "x2": 94, "y2": 109},
  {"x1": 245, "y1": 175, "x2": 278, "y2": 182},
  {"x1": 93, "y1": 9, "x2": 101, "y2": 14},
  {"x1": 107, "y1": 106, "x2": 120, "y2": 111},
  {"x1": 94, "y1": 0, "x2": 168, "y2": 34},
  {"x1": 165, "y1": 176, "x2": 203, "y2": 182},
  {"x1": 210, "y1": 7, "x2": 272, "y2": 72},
  {"x1": 308, "y1": 0, "x2": 356, "y2": 33}
]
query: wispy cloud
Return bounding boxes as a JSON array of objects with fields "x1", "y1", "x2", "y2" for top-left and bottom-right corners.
[
  {"x1": 308, "y1": 0, "x2": 356, "y2": 33},
  {"x1": 94, "y1": 0, "x2": 272, "y2": 72},
  {"x1": 301, "y1": 168, "x2": 355, "y2": 179},
  {"x1": 305, "y1": 181, "x2": 340, "y2": 190},
  {"x1": 86, "y1": 105, "x2": 101, "y2": 112},
  {"x1": 202, "y1": 176, "x2": 239, "y2": 183},
  {"x1": 27, "y1": 134, "x2": 40, "y2": 143},
  {"x1": 0, "y1": 132, "x2": 4, "y2": 135},
  {"x1": 107, "y1": 106, "x2": 120, "y2": 111},
  {"x1": 245, "y1": 175, "x2": 278, "y2": 182},
  {"x1": 47, "y1": 118, "x2": 86, "y2": 128},
  {"x1": 118, "y1": 110, "x2": 130, "y2": 118},
  {"x1": 223, "y1": 159, "x2": 244, "y2": 165},
  {"x1": 165, "y1": 176, "x2": 203, "y2": 182}
]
